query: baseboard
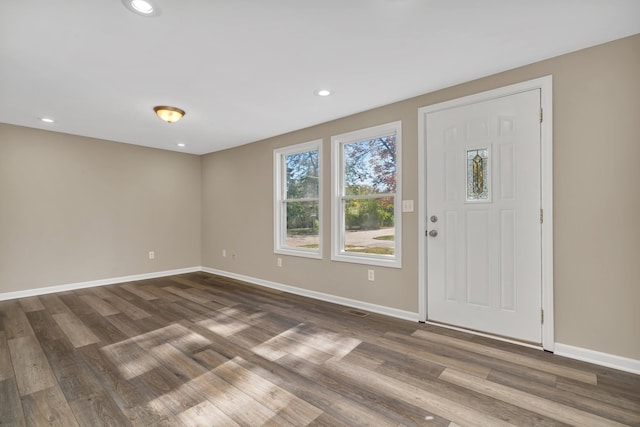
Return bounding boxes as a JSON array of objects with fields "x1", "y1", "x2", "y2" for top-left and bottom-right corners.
[
  {"x1": 2, "y1": 265, "x2": 418, "y2": 322},
  {"x1": 4, "y1": 267, "x2": 638, "y2": 376},
  {"x1": 203, "y1": 269, "x2": 639, "y2": 375},
  {"x1": 201, "y1": 267, "x2": 419, "y2": 322},
  {"x1": 554, "y1": 343, "x2": 640, "y2": 375},
  {"x1": 0, "y1": 266, "x2": 202, "y2": 301}
]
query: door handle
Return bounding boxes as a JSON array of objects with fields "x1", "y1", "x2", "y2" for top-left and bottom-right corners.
[{"x1": 428, "y1": 230, "x2": 438, "y2": 237}]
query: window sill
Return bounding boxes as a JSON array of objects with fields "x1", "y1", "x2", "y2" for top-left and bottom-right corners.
[
  {"x1": 275, "y1": 248, "x2": 322, "y2": 260},
  {"x1": 331, "y1": 252, "x2": 401, "y2": 268}
]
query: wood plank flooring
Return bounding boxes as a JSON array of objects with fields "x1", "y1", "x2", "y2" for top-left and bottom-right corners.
[{"x1": 0, "y1": 272, "x2": 638, "y2": 426}]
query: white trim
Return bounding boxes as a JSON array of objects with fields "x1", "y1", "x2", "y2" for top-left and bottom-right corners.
[
  {"x1": 539, "y1": 76, "x2": 554, "y2": 351},
  {"x1": 202, "y1": 267, "x2": 419, "y2": 322},
  {"x1": 555, "y1": 343, "x2": 640, "y2": 376},
  {"x1": 330, "y1": 121, "x2": 402, "y2": 268},
  {"x1": 417, "y1": 76, "x2": 554, "y2": 351},
  {"x1": 0, "y1": 267, "x2": 201, "y2": 301},
  {"x1": 3, "y1": 265, "x2": 639, "y2": 375},
  {"x1": 273, "y1": 139, "x2": 323, "y2": 259},
  {"x1": 418, "y1": 106, "x2": 428, "y2": 321}
]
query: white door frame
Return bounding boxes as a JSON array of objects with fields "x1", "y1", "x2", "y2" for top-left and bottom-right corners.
[{"x1": 417, "y1": 76, "x2": 554, "y2": 351}]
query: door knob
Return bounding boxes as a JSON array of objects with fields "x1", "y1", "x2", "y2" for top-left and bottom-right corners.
[
  {"x1": 428, "y1": 230, "x2": 438, "y2": 237},
  {"x1": 430, "y1": 216, "x2": 438, "y2": 223}
]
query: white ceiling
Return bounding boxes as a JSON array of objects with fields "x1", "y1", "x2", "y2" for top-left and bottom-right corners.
[{"x1": 1, "y1": 1, "x2": 639, "y2": 155}]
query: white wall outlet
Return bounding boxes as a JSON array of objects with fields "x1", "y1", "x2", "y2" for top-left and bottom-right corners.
[
  {"x1": 402, "y1": 200, "x2": 414, "y2": 212},
  {"x1": 368, "y1": 269, "x2": 375, "y2": 281},
  {"x1": 148, "y1": 251, "x2": 155, "y2": 260},
  {"x1": 277, "y1": 257, "x2": 282, "y2": 267},
  {"x1": 222, "y1": 249, "x2": 227, "y2": 257}
]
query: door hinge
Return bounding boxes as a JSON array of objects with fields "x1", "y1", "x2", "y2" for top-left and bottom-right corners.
[
  {"x1": 540, "y1": 209, "x2": 544, "y2": 224},
  {"x1": 539, "y1": 108, "x2": 543, "y2": 123},
  {"x1": 541, "y1": 309, "x2": 544, "y2": 324}
]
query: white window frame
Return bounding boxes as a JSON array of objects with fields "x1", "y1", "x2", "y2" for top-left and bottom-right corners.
[
  {"x1": 331, "y1": 121, "x2": 402, "y2": 268},
  {"x1": 273, "y1": 139, "x2": 322, "y2": 259}
]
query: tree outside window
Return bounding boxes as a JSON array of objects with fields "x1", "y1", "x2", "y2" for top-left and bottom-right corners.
[
  {"x1": 274, "y1": 140, "x2": 322, "y2": 258},
  {"x1": 332, "y1": 122, "x2": 401, "y2": 267}
]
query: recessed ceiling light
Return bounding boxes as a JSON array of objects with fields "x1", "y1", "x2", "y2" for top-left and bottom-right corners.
[
  {"x1": 315, "y1": 89, "x2": 331, "y2": 97},
  {"x1": 121, "y1": 0, "x2": 160, "y2": 17},
  {"x1": 177, "y1": 143, "x2": 186, "y2": 148},
  {"x1": 39, "y1": 117, "x2": 55, "y2": 123}
]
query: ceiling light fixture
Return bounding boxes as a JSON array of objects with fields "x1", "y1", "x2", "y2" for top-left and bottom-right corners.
[
  {"x1": 315, "y1": 89, "x2": 331, "y2": 97},
  {"x1": 39, "y1": 117, "x2": 55, "y2": 123},
  {"x1": 131, "y1": 0, "x2": 153, "y2": 13},
  {"x1": 154, "y1": 106, "x2": 185, "y2": 123},
  {"x1": 121, "y1": 0, "x2": 160, "y2": 17},
  {"x1": 177, "y1": 143, "x2": 186, "y2": 148}
]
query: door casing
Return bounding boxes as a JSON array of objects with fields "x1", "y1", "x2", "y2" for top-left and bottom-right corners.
[{"x1": 417, "y1": 76, "x2": 554, "y2": 351}]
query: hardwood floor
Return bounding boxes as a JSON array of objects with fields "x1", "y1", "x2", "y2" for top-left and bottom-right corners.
[{"x1": 1, "y1": 272, "x2": 638, "y2": 426}]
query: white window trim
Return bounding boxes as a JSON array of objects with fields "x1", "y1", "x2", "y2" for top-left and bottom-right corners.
[
  {"x1": 273, "y1": 139, "x2": 322, "y2": 259},
  {"x1": 331, "y1": 121, "x2": 402, "y2": 268}
]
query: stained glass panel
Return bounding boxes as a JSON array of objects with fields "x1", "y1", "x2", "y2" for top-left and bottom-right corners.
[{"x1": 466, "y1": 148, "x2": 489, "y2": 201}]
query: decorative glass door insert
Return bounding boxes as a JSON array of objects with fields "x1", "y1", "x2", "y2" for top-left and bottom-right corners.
[{"x1": 466, "y1": 148, "x2": 490, "y2": 201}]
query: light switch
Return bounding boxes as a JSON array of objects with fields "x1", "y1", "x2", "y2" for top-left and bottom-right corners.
[{"x1": 402, "y1": 200, "x2": 414, "y2": 212}]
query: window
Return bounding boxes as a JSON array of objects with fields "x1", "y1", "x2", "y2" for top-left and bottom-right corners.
[
  {"x1": 274, "y1": 140, "x2": 322, "y2": 258},
  {"x1": 332, "y1": 121, "x2": 401, "y2": 267}
]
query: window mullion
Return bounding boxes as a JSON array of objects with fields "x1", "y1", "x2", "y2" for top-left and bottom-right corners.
[
  {"x1": 341, "y1": 193, "x2": 394, "y2": 201},
  {"x1": 285, "y1": 197, "x2": 319, "y2": 203}
]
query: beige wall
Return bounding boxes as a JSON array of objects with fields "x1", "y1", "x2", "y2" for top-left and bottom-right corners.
[
  {"x1": 202, "y1": 34, "x2": 640, "y2": 360},
  {"x1": 1, "y1": 35, "x2": 637, "y2": 361},
  {"x1": 0, "y1": 125, "x2": 202, "y2": 292}
]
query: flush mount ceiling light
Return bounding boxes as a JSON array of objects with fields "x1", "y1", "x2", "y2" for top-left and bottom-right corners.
[
  {"x1": 121, "y1": 0, "x2": 161, "y2": 17},
  {"x1": 315, "y1": 89, "x2": 331, "y2": 97},
  {"x1": 39, "y1": 117, "x2": 55, "y2": 123},
  {"x1": 154, "y1": 106, "x2": 185, "y2": 123},
  {"x1": 177, "y1": 143, "x2": 186, "y2": 148}
]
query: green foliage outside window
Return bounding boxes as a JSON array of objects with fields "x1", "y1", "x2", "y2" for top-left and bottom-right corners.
[
  {"x1": 285, "y1": 150, "x2": 319, "y2": 236},
  {"x1": 345, "y1": 197, "x2": 394, "y2": 230},
  {"x1": 343, "y1": 136, "x2": 396, "y2": 231}
]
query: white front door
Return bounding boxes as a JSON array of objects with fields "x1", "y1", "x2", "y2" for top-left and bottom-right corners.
[{"x1": 426, "y1": 89, "x2": 542, "y2": 343}]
